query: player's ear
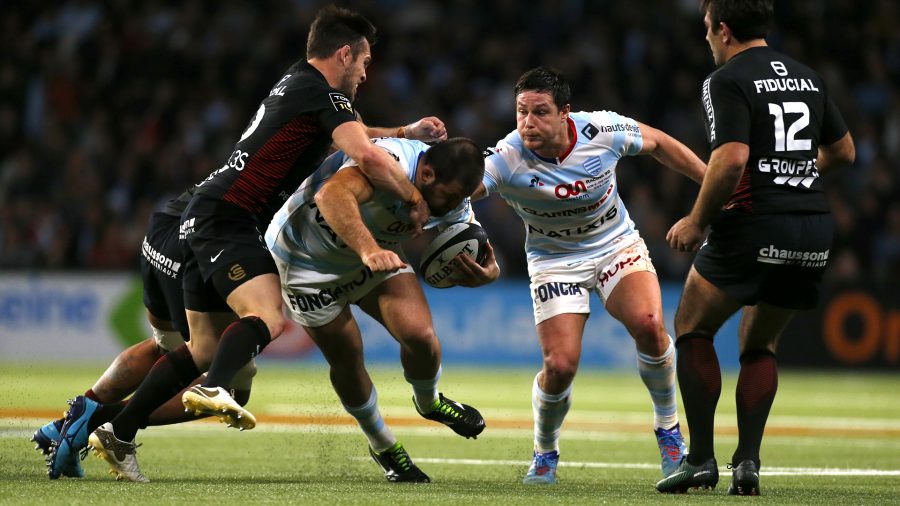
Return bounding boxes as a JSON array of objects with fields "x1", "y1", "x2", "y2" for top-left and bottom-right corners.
[
  {"x1": 337, "y1": 45, "x2": 352, "y2": 65},
  {"x1": 420, "y1": 164, "x2": 435, "y2": 185},
  {"x1": 561, "y1": 104, "x2": 571, "y2": 120},
  {"x1": 719, "y1": 22, "x2": 732, "y2": 43}
]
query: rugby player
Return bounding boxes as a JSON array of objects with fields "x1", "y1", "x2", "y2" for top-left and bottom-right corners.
[
  {"x1": 266, "y1": 137, "x2": 497, "y2": 482},
  {"x1": 656, "y1": 0, "x2": 855, "y2": 495},
  {"x1": 470, "y1": 66, "x2": 707, "y2": 485}
]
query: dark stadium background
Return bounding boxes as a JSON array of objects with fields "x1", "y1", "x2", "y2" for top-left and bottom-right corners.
[{"x1": 1, "y1": 1, "x2": 896, "y2": 368}]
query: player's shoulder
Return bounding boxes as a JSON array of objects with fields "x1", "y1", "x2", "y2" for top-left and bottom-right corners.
[{"x1": 484, "y1": 131, "x2": 525, "y2": 164}]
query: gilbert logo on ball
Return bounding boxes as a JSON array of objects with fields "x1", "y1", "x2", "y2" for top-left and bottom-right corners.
[{"x1": 419, "y1": 223, "x2": 488, "y2": 288}]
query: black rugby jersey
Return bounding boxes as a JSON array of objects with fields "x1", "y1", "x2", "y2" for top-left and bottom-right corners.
[
  {"x1": 701, "y1": 46, "x2": 848, "y2": 215},
  {"x1": 191, "y1": 60, "x2": 358, "y2": 223}
]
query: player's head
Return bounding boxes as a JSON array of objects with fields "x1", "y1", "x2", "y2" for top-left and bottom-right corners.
[
  {"x1": 513, "y1": 67, "x2": 572, "y2": 154},
  {"x1": 417, "y1": 138, "x2": 484, "y2": 217},
  {"x1": 307, "y1": 6, "x2": 377, "y2": 100},
  {"x1": 701, "y1": 0, "x2": 774, "y2": 65}
]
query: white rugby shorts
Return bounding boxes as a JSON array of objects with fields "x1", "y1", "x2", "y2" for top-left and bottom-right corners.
[
  {"x1": 273, "y1": 254, "x2": 413, "y2": 328},
  {"x1": 529, "y1": 234, "x2": 657, "y2": 324}
]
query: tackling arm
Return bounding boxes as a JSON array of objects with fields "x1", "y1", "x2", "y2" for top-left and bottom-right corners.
[
  {"x1": 314, "y1": 167, "x2": 406, "y2": 272},
  {"x1": 332, "y1": 121, "x2": 429, "y2": 235},
  {"x1": 637, "y1": 122, "x2": 707, "y2": 184},
  {"x1": 361, "y1": 116, "x2": 448, "y2": 142}
]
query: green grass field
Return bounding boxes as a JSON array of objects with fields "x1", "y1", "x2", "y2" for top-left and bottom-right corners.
[{"x1": 1, "y1": 362, "x2": 898, "y2": 504}]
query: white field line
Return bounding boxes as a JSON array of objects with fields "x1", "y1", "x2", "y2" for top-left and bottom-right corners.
[
  {"x1": 396, "y1": 458, "x2": 900, "y2": 477},
  {"x1": 3, "y1": 418, "x2": 900, "y2": 450}
]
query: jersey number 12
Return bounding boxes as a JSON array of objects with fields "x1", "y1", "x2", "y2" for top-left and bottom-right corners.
[{"x1": 768, "y1": 102, "x2": 811, "y2": 152}]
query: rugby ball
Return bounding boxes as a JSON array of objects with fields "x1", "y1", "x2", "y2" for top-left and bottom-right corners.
[{"x1": 419, "y1": 223, "x2": 488, "y2": 288}]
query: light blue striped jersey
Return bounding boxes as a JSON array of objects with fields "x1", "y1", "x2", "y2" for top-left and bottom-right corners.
[
  {"x1": 483, "y1": 110, "x2": 643, "y2": 274},
  {"x1": 266, "y1": 137, "x2": 475, "y2": 272}
]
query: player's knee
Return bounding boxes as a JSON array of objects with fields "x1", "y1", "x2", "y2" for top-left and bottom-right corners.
[
  {"x1": 399, "y1": 325, "x2": 438, "y2": 353},
  {"x1": 628, "y1": 312, "x2": 666, "y2": 344},
  {"x1": 260, "y1": 313, "x2": 286, "y2": 340},
  {"x1": 542, "y1": 355, "x2": 578, "y2": 385}
]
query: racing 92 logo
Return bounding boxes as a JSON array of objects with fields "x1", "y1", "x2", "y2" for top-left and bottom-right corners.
[{"x1": 555, "y1": 180, "x2": 587, "y2": 199}]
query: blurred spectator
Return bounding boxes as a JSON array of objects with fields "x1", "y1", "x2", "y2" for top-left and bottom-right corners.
[{"x1": 0, "y1": 1, "x2": 895, "y2": 293}]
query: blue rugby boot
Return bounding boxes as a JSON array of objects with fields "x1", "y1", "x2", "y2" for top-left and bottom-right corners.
[
  {"x1": 33, "y1": 418, "x2": 84, "y2": 478},
  {"x1": 522, "y1": 450, "x2": 559, "y2": 484},
  {"x1": 48, "y1": 396, "x2": 99, "y2": 479},
  {"x1": 655, "y1": 423, "x2": 688, "y2": 477}
]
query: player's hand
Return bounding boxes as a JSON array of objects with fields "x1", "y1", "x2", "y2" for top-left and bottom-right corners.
[
  {"x1": 405, "y1": 117, "x2": 448, "y2": 142},
  {"x1": 666, "y1": 216, "x2": 705, "y2": 252},
  {"x1": 361, "y1": 248, "x2": 407, "y2": 273},
  {"x1": 405, "y1": 191, "x2": 430, "y2": 238},
  {"x1": 448, "y1": 242, "x2": 500, "y2": 287}
]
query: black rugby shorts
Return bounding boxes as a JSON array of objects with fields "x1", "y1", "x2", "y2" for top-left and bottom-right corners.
[{"x1": 693, "y1": 212, "x2": 834, "y2": 310}]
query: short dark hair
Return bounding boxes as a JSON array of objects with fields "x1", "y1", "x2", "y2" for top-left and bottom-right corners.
[
  {"x1": 306, "y1": 6, "x2": 377, "y2": 59},
  {"x1": 701, "y1": 0, "x2": 773, "y2": 42},
  {"x1": 514, "y1": 66, "x2": 571, "y2": 110},
  {"x1": 423, "y1": 138, "x2": 484, "y2": 196}
]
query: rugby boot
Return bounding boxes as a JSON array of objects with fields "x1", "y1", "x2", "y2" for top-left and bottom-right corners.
[
  {"x1": 727, "y1": 459, "x2": 761, "y2": 496},
  {"x1": 48, "y1": 396, "x2": 99, "y2": 479},
  {"x1": 88, "y1": 423, "x2": 149, "y2": 483},
  {"x1": 414, "y1": 393, "x2": 485, "y2": 439},
  {"x1": 522, "y1": 450, "x2": 559, "y2": 485},
  {"x1": 656, "y1": 456, "x2": 719, "y2": 493},
  {"x1": 369, "y1": 442, "x2": 431, "y2": 483},
  {"x1": 182, "y1": 385, "x2": 256, "y2": 430},
  {"x1": 655, "y1": 423, "x2": 688, "y2": 477}
]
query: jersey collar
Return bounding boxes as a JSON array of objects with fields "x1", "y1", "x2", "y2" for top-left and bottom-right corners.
[{"x1": 530, "y1": 118, "x2": 578, "y2": 165}]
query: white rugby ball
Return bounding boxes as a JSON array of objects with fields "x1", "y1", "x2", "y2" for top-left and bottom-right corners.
[{"x1": 419, "y1": 223, "x2": 488, "y2": 288}]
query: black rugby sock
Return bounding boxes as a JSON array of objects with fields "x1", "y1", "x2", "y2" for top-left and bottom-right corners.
[
  {"x1": 87, "y1": 401, "x2": 126, "y2": 434},
  {"x1": 675, "y1": 332, "x2": 721, "y2": 465},
  {"x1": 109, "y1": 345, "x2": 200, "y2": 442},
  {"x1": 203, "y1": 316, "x2": 270, "y2": 388},
  {"x1": 732, "y1": 350, "x2": 778, "y2": 467}
]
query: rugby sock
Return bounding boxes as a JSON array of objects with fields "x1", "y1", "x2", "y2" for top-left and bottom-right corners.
[
  {"x1": 675, "y1": 332, "x2": 721, "y2": 465},
  {"x1": 87, "y1": 401, "x2": 126, "y2": 434},
  {"x1": 532, "y1": 373, "x2": 572, "y2": 453},
  {"x1": 732, "y1": 350, "x2": 778, "y2": 468},
  {"x1": 203, "y1": 316, "x2": 270, "y2": 388},
  {"x1": 110, "y1": 344, "x2": 201, "y2": 442},
  {"x1": 84, "y1": 388, "x2": 102, "y2": 403},
  {"x1": 636, "y1": 335, "x2": 679, "y2": 429},
  {"x1": 406, "y1": 366, "x2": 441, "y2": 412},
  {"x1": 344, "y1": 387, "x2": 396, "y2": 453}
]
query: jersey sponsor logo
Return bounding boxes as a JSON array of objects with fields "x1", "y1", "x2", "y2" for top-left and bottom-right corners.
[
  {"x1": 522, "y1": 200, "x2": 601, "y2": 218},
  {"x1": 597, "y1": 123, "x2": 640, "y2": 134},
  {"x1": 329, "y1": 92, "x2": 353, "y2": 114},
  {"x1": 228, "y1": 264, "x2": 247, "y2": 281},
  {"x1": 581, "y1": 123, "x2": 599, "y2": 139},
  {"x1": 179, "y1": 218, "x2": 195, "y2": 239},
  {"x1": 757, "y1": 245, "x2": 829, "y2": 268},
  {"x1": 534, "y1": 282, "x2": 582, "y2": 302},
  {"x1": 702, "y1": 78, "x2": 716, "y2": 143},
  {"x1": 555, "y1": 180, "x2": 588, "y2": 199},
  {"x1": 758, "y1": 157, "x2": 819, "y2": 188},
  {"x1": 141, "y1": 237, "x2": 181, "y2": 279},
  {"x1": 597, "y1": 253, "x2": 643, "y2": 288},
  {"x1": 527, "y1": 206, "x2": 618, "y2": 238},
  {"x1": 753, "y1": 78, "x2": 819, "y2": 94},
  {"x1": 269, "y1": 74, "x2": 291, "y2": 97},
  {"x1": 210, "y1": 249, "x2": 225, "y2": 262},
  {"x1": 196, "y1": 149, "x2": 249, "y2": 187}
]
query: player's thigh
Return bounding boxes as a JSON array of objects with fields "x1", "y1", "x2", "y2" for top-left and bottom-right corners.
[
  {"x1": 536, "y1": 312, "x2": 588, "y2": 370},
  {"x1": 674, "y1": 266, "x2": 743, "y2": 338},
  {"x1": 304, "y1": 306, "x2": 366, "y2": 368},
  {"x1": 358, "y1": 272, "x2": 435, "y2": 344},
  {"x1": 185, "y1": 310, "x2": 238, "y2": 368},
  {"x1": 225, "y1": 273, "x2": 283, "y2": 321},
  {"x1": 604, "y1": 270, "x2": 665, "y2": 338},
  {"x1": 737, "y1": 303, "x2": 796, "y2": 354}
]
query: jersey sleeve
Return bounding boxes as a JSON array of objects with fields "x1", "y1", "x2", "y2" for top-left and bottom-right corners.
[
  {"x1": 702, "y1": 72, "x2": 751, "y2": 149},
  {"x1": 309, "y1": 86, "x2": 359, "y2": 134},
  {"x1": 820, "y1": 95, "x2": 849, "y2": 145},
  {"x1": 482, "y1": 141, "x2": 514, "y2": 196}
]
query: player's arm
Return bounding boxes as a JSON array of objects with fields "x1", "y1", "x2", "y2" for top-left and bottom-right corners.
[
  {"x1": 667, "y1": 141, "x2": 748, "y2": 252},
  {"x1": 636, "y1": 122, "x2": 706, "y2": 184},
  {"x1": 360, "y1": 116, "x2": 448, "y2": 142},
  {"x1": 314, "y1": 167, "x2": 406, "y2": 272},
  {"x1": 331, "y1": 120, "x2": 429, "y2": 235},
  {"x1": 817, "y1": 132, "x2": 855, "y2": 174},
  {"x1": 449, "y1": 241, "x2": 500, "y2": 287}
]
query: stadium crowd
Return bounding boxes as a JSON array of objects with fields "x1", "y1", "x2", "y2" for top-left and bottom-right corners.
[{"x1": 1, "y1": 0, "x2": 896, "y2": 289}]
